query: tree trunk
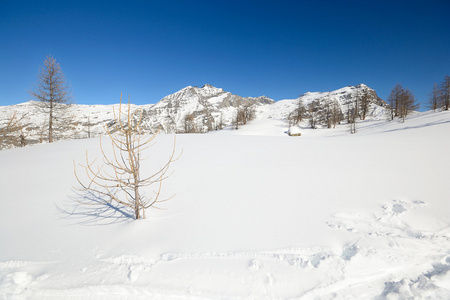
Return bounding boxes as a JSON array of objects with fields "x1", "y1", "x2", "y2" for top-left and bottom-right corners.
[{"x1": 49, "y1": 102, "x2": 53, "y2": 143}]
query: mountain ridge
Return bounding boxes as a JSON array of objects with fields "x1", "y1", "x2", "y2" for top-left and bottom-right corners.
[{"x1": 0, "y1": 83, "x2": 387, "y2": 146}]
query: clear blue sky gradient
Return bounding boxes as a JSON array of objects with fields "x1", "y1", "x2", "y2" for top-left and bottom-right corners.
[{"x1": 1, "y1": 0, "x2": 449, "y2": 109}]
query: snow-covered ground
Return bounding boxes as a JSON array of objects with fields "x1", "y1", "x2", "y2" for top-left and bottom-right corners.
[{"x1": 1, "y1": 111, "x2": 450, "y2": 299}]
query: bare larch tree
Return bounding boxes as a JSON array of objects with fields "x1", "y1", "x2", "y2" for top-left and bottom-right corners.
[
  {"x1": 74, "y1": 95, "x2": 179, "y2": 220},
  {"x1": 388, "y1": 83, "x2": 403, "y2": 118},
  {"x1": 359, "y1": 90, "x2": 371, "y2": 120},
  {"x1": 388, "y1": 84, "x2": 419, "y2": 122},
  {"x1": 0, "y1": 113, "x2": 28, "y2": 149},
  {"x1": 307, "y1": 101, "x2": 320, "y2": 129},
  {"x1": 29, "y1": 55, "x2": 72, "y2": 143},
  {"x1": 428, "y1": 83, "x2": 440, "y2": 111},
  {"x1": 347, "y1": 101, "x2": 357, "y2": 134},
  {"x1": 289, "y1": 98, "x2": 306, "y2": 126},
  {"x1": 439, "y1": 75, "x2": 450, "y2": 110}
]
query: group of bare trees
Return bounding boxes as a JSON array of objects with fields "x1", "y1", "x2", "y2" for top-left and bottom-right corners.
[
  {"x1": 288, "y1": 99, "x2": 306, "y2": 126},
  {"x1": 288, "y1": 88, "x2": 414, "y2": 133},
  {"x1": 182, "y1": 110, "x2": 224, "y2": 133},
  {"x1": 387, "y1": 83, "x2": 419, "y2": 122},
  {"x1": 183, "y1": 112, "x2": 198, "y2": 133},
  {"x1": 287, "y1": 83, "x2": 428, "y2": 133},
  {"x1": 428, "y1": 75, "x2": 450, "y2": 111},
  {"x1": 233, "y1": 104, "x2": 255, "y2": 130},
  {"x1": 183, "y1": 103, "x2": 253, "y2": 132},
  {"x1": 386, "y1": 77, "x2": 450, "y2": 122},
  {"x1": 289, "y1": 99, "x2": 342, "y2": 130}
]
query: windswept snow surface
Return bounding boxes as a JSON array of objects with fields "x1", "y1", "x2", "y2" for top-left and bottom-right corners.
[{"x1": 1, "y1": 111, "x2": 450, "y2": 299}]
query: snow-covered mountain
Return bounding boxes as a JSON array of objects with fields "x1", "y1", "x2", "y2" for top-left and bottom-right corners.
[
  {"x1": 259, "y1": 84, "x2": 386, "y2": 120},
  {"x1": 139, "y1": 84, "x2": 275, "y2": 133},
  {"x1": 0, "y1": 84, "x2": 386, "y2": 145}
]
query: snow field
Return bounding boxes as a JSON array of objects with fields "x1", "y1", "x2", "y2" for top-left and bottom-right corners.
[{"x1": 0, "y1": 111, "x2": 450, "y2": 299}]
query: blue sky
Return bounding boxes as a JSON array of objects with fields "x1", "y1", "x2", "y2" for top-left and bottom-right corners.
[{"x1": 1, "y1": 0, "x2": 449, "y2": 109}]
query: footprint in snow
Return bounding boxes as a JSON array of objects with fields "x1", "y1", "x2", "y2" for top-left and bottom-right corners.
[
  {"x1": 248, "y1": 259, "x2": 263, "y2": 272},
  {"x1": 127, "y1": 264, "x2": 143, "y2": 282},
  {"x1": 383, "y1": 199, "x2": 425, "y2": 216}
]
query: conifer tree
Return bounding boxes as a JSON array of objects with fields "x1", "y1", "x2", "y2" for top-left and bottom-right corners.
[{"x1": 29, "y1": 55, "x2": 72, "y2": 143}]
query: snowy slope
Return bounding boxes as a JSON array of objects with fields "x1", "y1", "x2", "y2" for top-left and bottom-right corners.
[{"x1": 1, "y1": 110, "x2": 449, "y2": 299}]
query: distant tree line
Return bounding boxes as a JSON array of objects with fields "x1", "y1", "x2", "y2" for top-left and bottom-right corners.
[
  {"x1": 288, "y1": 89, "x2": 374, "y2": 133},
  {"x1": 182, "y1": 110, "x2": 226, "y2": 133},
  {"x1": 286, "y1": 78, "x2": 450, "y2": 133},
  {"x1": 181, "y1": 101, "x2": 255, "y2": 133}
]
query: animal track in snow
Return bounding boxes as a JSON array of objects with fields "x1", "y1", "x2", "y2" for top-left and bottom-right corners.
[
  {"x1": 248, "y1": 259, "x2": 263, "y2": 272},
  {"x1": 0, "y1": 260, "x2": 54, "y2": 269},
  {"x1": 326, "y1": 199, "x2": 450, "y2": 299},
  {"x1": 127, "y1": 264, "x2": 144, "y2": 282},
  {"x1": 327, "y1": 199, "x2": 436, "y2": 240},
  {"x1": 0, "y1": 271, "x2": 34, "y2": 296},
  {"x1": 381, "y1": 199, "x2": 425, "y2": 217},
  {"x1": 378, "y1": 259, "x2": 450, "y2": 300},
  {"x1": 157, "y1": 248, "x2": 337, "y2": 271}
]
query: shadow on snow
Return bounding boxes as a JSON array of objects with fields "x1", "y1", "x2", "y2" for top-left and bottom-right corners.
[{"x1": 56, "y1": 189, "x2": 134, "y2": 226}]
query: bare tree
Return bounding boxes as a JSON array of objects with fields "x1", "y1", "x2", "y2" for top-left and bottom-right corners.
[
  {"x1": 307, "y1": 101, "x2": 320, "y2": 129},
  {"x1": 290, "y1": 98, "x2": 306, "y2": 126},
  {"x1": 324, "y1": 96, "x2": 332, "y2": 128},
  {"x1": 388, "y1": 83, "x2": 403, "y2": 117},
  {"x1": 85, "y1": 114, "x2": 93, "y2": 138},
  {"x1": 398, "y1": 88, "x2": 419, "y2": 122},
  {"x1": 0, "y1": 113, "x2": 28, "y2": 149},
  {"x1": 38, "y1": 120, "x2": 47, "y2": 143},
  {"x1": 215, "y1": 113, "x2": 224, "y2": 130},
  {"x1": 242, "y1": 104, "x2": 255, "y2": 125},
  {"x1": 439, "y1": 75, "x2": 450, "y2": 110},
  {"x1": 354, "y1": 92, "x2": 360, "y2": 120},
  {"x1": 233, "y1": 104, "x2": 255, "y2": 130},
  {"x1": 233, "y1": 107, "x2": 245, "y2": 130},
  {"x1": 387, "y1": 83, "x2": 419, "y2": 122},
  {"x1": 330, "y1": 100, "x2": 342, "y2": 128},
  {"x1": 347, "y1": 101, "x2": 357, "y2": 134},
  {"x1": 360, "y1": 90, "x2": 371, "y2": 120},
  {"x1": 428, "y1": 83, "x2": 440, "y2": 111},
  {"x1": 183, "y1": 112, "x2": 197, "y2": 133},
  {"x1": 202, "y1": 107, "x2": 214, "y2": 132},
  {"x1": 385, "y1": 104, "x2": 394, "y2": 121},
  {"x1": 29, "y1": 55, "x2": 73, "y2": 143},
  {"x1": 74, "y1": 95, "x2": 179, "y2": 220}
]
